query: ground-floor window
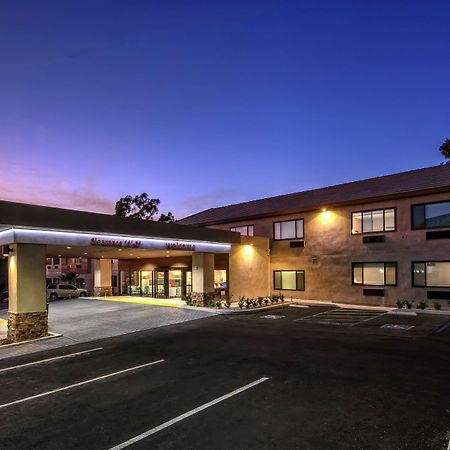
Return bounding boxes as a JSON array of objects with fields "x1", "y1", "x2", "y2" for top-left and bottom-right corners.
[
  {"x1": 413, "y1": 261, "x2": 450, "y2": 287},
  {"x1": 273, "y1": 270, "x2": 305, "y2": 291},
  {"x1": 352, "y1": 262, "x2": 397, "y2": 286},
  {"x1": 214, "y1": 269, "x2": 227, "y2": 295}
]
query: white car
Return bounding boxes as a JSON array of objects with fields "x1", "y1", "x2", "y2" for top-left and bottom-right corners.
[{"x1": 47, "y1": 284, "x2": 88, "y2": 301}]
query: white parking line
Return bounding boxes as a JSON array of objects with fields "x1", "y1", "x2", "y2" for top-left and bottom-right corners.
[
  {"x1": 0, "y1": 348, "x2": 103, "y2": 374},
  {"x1": 109, "y1": 376, "x2": 270, "y2": 450},
  {"x1": 0, "y1": 359, "x2": 164, "y2": 409}
]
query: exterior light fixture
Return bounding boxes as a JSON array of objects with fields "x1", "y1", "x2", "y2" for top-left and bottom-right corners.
[
  {"x1": 2, "y1": 245, "x2": 12, "y2": 257},
  {"x1": 322, "y1": 208, "x2": 327, "y2": 212},
  {"x1": 66, "y1": 246, "x2": 71, "y2": 249}
]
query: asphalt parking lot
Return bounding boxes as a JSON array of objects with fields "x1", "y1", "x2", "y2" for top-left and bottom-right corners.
[{"x1": 0, "y1": 305, "x2": 449, "y2": 449}]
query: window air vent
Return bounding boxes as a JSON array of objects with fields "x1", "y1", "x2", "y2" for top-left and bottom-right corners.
[
  {"x1": 426, "y1": 230, "x2": 450, "y2": 240},
  {"x1": 363, "y1": 288, "x2": 384, "y2": 297},
  {"x1": 427, "y1": 290, "x2": 450, "y2": 300},
  {"x1": 362, "y1": 235, "x2": 384, "y2": 244},
  {"x1": 290, "y1": 240, "x2": 305, "y2": 248}
]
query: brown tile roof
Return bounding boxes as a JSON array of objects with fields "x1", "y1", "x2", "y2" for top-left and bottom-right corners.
[{"x1": 178, "y1": 164, "x2": 450, "y2": 226}]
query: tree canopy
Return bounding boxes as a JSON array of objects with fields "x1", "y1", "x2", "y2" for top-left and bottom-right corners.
[
  {"x1": 439, "y1": 138, "x2": 450, "y2": 161},
  {"x1": 114, "y1": 193, "x2": 175, "y2": 222}
]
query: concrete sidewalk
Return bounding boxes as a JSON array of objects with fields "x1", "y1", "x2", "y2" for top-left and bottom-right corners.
[{"x1": 0, "y1": 298, "x2": 216, "y2": 360}]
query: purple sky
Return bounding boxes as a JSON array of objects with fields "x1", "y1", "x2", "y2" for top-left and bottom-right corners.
[{"x1": 1, "y1": 1, "x2": 449, "y2": 219}]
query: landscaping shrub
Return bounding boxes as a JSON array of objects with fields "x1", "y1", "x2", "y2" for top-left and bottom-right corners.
[
  {"x1": 433, "y1": 302, "x2": 442, "y2": 310},
  {"x1": 224, "y1": 295, "x2": 232, "y2": 308},
  {"x1": 416, "y1": 300, "x2": 428, "y2": 310}
]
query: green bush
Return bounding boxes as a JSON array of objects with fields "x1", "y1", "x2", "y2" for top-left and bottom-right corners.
[
  {"x1": 433, "y1": 302, "x2": 442, "y2": 310},
  {"x1": 396, "y1": 299, "x2": 413, "y2": 309},
  {"x1": 257, "y1": 296, "x2": 264, "y2": 307},
  {"x1": 224, "y1": 295, "x2": 232, "y2": 308},
  {"x1": 238, "y1": 296, "x2": 245, "y2": 309},
  {"x1": 279, "y1": 293, "x2": 285, "y2": 302},
  {"x1": 416, "y1": 301, "x2": 428, "y2": 310},
  {"x1": 264, "y1": 297, "x2": 270, "y2": 305},
  {"x1": 183, "y1": 293, "x2": 193, "y2": 306}
]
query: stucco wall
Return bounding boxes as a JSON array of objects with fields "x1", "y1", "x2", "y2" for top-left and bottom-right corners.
[
  {"x1": 228, "y1": 236, "x2": 270, "y2": 299},
  {"x1": 209, "y1": 191, "x2": 450, "y2": 306}
]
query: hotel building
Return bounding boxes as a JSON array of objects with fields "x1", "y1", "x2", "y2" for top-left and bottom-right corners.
[
  {"x1": 179, "y1": 164, "x2": 450, "y2": 307},
  {"x1": 1, "y1": 164, "x2": 450, "y2": 342}
]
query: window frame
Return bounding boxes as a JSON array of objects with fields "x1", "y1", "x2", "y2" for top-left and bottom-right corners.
[
  {"x1": 352, "y1": 262, "x2": 398, "y2": 287},
  {"x1": 229, "y1": 224, "x2": 255, "y2": 236},
  {"x1": 273, "y1": 218, "x2": 304, "y2": 241},
  {"x1": 411, "y1": 260, "x2": 450, "y2": 288},
  {"x1": 273, "y1": 270, "x2": 305, "y2": 291},
  {"x1": 411, "y1": 200, "x2": 450, "y2": 230},
  {"x1": 351, "y1": 207, "x2": 397, "y2": 235}
]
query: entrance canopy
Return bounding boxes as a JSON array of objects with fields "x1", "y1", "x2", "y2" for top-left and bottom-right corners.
[{"x1": 0, "y1": 200, "x2": 239, "y2": 259}]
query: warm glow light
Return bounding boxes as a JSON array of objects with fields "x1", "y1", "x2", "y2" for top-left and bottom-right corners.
[
  {"x1": 319, "y1": 209, "x2": 332, "y2": 222},
  {"x1": 244, "y1": 244, "x2": 253, "y2": 257}
]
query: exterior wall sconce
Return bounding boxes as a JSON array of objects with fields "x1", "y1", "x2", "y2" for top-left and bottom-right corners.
[{"x1": 2, "y1": 245, "x2": 12, "y2": 257}]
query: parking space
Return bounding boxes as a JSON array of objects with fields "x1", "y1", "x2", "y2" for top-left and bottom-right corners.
[
  {"x1": 293, "y1": 307, "x2": 386, "y2": 326},
  {"x1": 0, "y1": 304, "x2": 448, "y2": 449}
]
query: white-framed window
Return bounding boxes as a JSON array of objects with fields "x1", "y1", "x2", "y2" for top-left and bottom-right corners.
[{"x1": 273, "y1": 219, "x2": 304, "y2": 240}]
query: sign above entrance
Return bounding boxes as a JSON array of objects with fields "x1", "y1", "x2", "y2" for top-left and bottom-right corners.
[
  {"x1": 91, "y1": 237, "x2": 142, "y2": 248},
  {"x1": 2, "y1": 228, "x2": 231, "y2": 254},
  {"x1": 165, "y1": 242, "x2": 195, "y2": 251}
]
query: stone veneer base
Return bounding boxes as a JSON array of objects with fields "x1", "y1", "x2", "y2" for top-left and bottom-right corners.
[
  {"x1": 7, "y1": 311, "x2": 49, "y2": 343},
  {"x1": 191, "y1": 292, "x2": 215, "y2": 307}
]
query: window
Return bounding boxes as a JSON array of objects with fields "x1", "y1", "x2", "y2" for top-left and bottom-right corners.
[
  {"x1": 412, "y1": 200, "x2": 450, "y2": 229},
  {"x1": 111, "y1": 275, "x2": 118, "y2": 288},
  {"x1": 352, "y1": 262, "x2": 397, "y2": 286},
  {"x1": 273, "y1": 270, "x2": 305, "y2": 291},
  {"x1": 230, "y1": 225, "x2": 254, "y2": 236},
  {"x1": 273, "y1": 219, "x2": 304, "y2": 240},
  {"x1": 352, "y1": 208, "x2": 396, "y2": 234},
  {"x1": 413, "y1": 262, "x2": 450, "y2": 287}
]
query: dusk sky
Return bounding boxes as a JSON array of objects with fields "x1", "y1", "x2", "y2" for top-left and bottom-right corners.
[{"x1": 1, "y1": 1, "x2": 449, "y2": 219}]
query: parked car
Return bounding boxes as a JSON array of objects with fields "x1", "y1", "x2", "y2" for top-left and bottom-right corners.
[{"x1": 47, "y1": 284, "x2": 87, "y2": 301}]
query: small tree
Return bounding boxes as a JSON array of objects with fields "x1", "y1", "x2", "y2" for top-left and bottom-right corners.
[
  {"x1": 158, "y1": 212, "x2": 175, "y2": 223},
  {"x1": 60, "y1": 272, "x2": 79, "y2": 285},
  {"x1": 439, "y1": 138, "x2": 450, "y2": 162},
  {"x1": 114, "y1": 193, "x2": 174, "y2": 221}
]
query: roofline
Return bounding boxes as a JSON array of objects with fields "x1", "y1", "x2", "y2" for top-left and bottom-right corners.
[
  {"x1": 0, "y1": 199, "x2": 241, "y2": 244},
  {"x1": 184, "y1": 185, "x2": 450, "y2": 226}
]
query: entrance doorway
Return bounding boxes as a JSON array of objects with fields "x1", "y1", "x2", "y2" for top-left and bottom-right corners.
[{"x1": 120, "y1": 269, "x2": 191, "y2": 299}]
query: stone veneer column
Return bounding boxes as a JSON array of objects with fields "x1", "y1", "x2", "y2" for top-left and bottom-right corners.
[
  {"x1": 191, "y1": 252, "x2": 215, "y2": 306},
  {"x1": 93, "y1": 258, "x2": 112, "y2": 296},
  {"x1": 7, "y1": 243, "x2": 48, "y2": 342}
]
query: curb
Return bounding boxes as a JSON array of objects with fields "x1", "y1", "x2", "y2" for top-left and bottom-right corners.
[
  {"x1": 388, "y1": 309, "x2": 450, "y2": 317},
  {"x1": 0, "y1": 332, "x2": 62, "y2": 349}
]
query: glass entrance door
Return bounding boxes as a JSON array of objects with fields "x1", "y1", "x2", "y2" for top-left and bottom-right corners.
[
  {"x1": 155, "y1": 270, "x2": 167, "y2": 298},
  {"x1": 141, "y1": 271, "x2": 154, "y2": 297},
  {"x1": 168, "y1": 270, "x2": 182, "y2": 298}
]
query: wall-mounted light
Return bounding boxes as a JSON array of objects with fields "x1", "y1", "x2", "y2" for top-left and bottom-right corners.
[{"x1": 2, "y1": 245, "x2": 12, "y2": 257}]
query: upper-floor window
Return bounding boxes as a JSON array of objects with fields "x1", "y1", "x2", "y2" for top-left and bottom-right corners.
[
  {"x1": 273, "y1": 219, "x2": 304, "y2": 240},
  {"x1": 412, "y1": 200, "x2": 450, "y2": 230},
  {"x1": 352, "y1": 262, "x2": 397, "y2": 286},
  {"x1": 413, "y1": 261, "x2": 450, "y2": 287},
  {"x1": 230, "y1": 225, "x2": 254, "y2": 236},
  {"x1": 351, "y1": 208, "x2": 396, "y2": 234}
]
